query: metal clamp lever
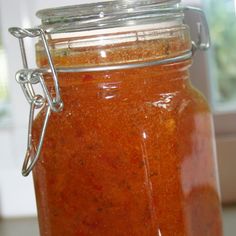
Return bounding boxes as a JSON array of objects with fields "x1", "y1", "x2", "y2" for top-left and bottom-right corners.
[
  {"x1": 9, "y1": 27, "x2": 63, "y2": 176},
  {"x1": 22, "y1": 96, "x2": 51, "y2": 177}
]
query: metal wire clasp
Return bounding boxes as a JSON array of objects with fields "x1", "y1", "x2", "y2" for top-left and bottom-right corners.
[
  {"x1": 184, "y1": 6, "x2": 211, "y2": 54},
  {"x1": 9, "y1": 27, "x2": 63, "y2": 176}
]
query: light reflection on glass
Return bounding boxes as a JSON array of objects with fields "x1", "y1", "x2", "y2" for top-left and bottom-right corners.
[
  {"x1": 100, "y1": 50, "x2": 107, "y2": 58},
  {"x1": 142, "y1": 131, "x2": 147, "y2": 139}
]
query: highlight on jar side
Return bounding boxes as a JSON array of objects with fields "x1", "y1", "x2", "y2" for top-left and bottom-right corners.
[{"x1": 9, "y1": 0, "x2": 223, "y2": 235}]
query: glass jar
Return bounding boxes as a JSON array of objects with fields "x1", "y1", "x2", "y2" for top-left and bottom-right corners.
[{"x1": 9, "y1": 0, "x2": 223, "y2": 235}]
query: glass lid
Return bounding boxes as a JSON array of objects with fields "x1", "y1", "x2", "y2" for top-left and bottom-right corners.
[{"x1": 36, "y1": 0, "x2": 182, "y2": 34}]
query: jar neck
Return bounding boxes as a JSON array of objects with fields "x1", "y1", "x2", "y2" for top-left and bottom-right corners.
[{"x1": 36, "y1": 25, "x2": 191, "y2": 69}]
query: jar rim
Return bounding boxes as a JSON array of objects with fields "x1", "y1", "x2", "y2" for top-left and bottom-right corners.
[{"x1": 36, "y1": 0, "x2": 182, "y2": 34}]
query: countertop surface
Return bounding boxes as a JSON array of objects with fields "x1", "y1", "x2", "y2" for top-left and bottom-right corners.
[{"x1": 0, "y1": 205, "x2": 235, "y2": 236}]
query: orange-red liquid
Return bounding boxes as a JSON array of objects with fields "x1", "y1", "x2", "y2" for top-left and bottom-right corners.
[{"x1": 33, "y1": 33, "x2": 223, "y2": 235}]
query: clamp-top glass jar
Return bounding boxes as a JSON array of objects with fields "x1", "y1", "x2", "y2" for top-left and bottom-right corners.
[{"x1": 9, "y1": 0, "x2": 223, "y2": 235}]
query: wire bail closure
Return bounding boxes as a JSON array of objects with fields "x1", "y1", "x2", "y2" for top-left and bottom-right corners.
[
  {"x1": 8, "y1": 6, "x2": 210, "y2": 177},
  {"x1": 9, "y1": 27, "x2": 63, "y2": 176}
]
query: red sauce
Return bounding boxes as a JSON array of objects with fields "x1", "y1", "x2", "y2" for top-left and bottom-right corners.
[{"x1": 33, "y1": 29, "x2": 223, "y2": 235}]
